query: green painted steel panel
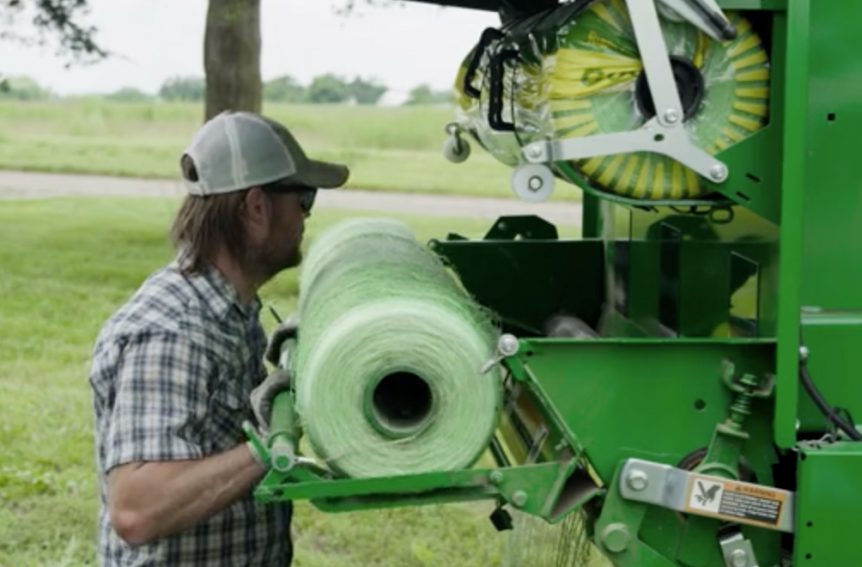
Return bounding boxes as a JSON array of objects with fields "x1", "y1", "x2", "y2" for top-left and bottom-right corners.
[
  {"x1": 795, "y1": 442, "x2": 862, "y2": 565},
  {"x1": 774, "y1": 0, "x2": 809, "y2": 449},
  {"x1": 777, "y1": 0, "x2": 862, "y2": 447},
  {"x1": 799, "y1": 1, "x2": 862, "y2": 310},
  {"x1": 518, "y1": 339, "x2": 777, "y2": 482}
]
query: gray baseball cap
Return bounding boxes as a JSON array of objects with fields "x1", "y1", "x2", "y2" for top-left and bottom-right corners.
[{"x1": 181, "y1": 111, "x2": 349, "y2": 195}]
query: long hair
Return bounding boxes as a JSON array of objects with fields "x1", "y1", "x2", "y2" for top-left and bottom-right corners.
[{"x1": 171, "y1": 155, "x2": 247, "y2": 273}]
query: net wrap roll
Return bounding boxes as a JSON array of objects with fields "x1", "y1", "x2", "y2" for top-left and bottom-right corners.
[
  {"x1": 454, "y1": 0, "x2": 770, "y2": 200},
  {"x1": 292, "y1": 218, "x2": 502, "y2": 478}
]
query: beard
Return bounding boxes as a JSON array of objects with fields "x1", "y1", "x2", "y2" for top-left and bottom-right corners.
[{"x1": 244, "y1": 237, "x2": 302, "y2": 285}]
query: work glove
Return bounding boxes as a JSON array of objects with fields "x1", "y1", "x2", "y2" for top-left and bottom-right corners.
[
  {"x1": 246, "y1": 315, "x2": 300, "y2": 469},
  {"x1": 254, "y1": 315, "x2": 299, "y2": 427},
  {"x1": 265, "y1": 315, "x2": 300, "y2": 367},
  {"x1": 250, "y1": 367, "x2": 293, "y2": 432},
  {"x1": 246, "y1": 366, "x2": 293, "y2": 470}
]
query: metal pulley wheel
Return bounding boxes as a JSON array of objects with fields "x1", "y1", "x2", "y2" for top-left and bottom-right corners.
[
  {"x1": 511, "y1": 164, "x2": 554, "y2": 202},
  {"x1": 442, "y1": 123, "x2": 471, "y2": 163}
]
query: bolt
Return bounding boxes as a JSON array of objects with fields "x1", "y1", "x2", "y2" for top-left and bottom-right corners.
[
  {"x1": 528, "y1": 176, "x2": 544, "y2": 191},
  {"x1": 527, "y1": 145, "x2": 544, "y2": 160},
  {"x1": 730, "y1": 548, "x2": 749, "y2": 567},
  {"x1": 498, "y1": 334, "x2": 519, "y2": 356},
  {"x1": 626, "y1": 469, "x2": 649, "y2": 492},
  {"x1": 664, "y1": 109, "x2": 680, "y2": 124},
  {"x1": 710, "y1": 164, "x2": 728, "y2": 181},
  {"x1": 489, "y1": 471, "x2": 504, "y2": 485},
  {"x1": 600, "y1": 523, "x2": 631, "y2": 553},
  {"x1": 799, "y1": 345, "x2": 810, "y2": 362},
  {"x1": 512, "y1": 490, "x2": 528, "y2": 508}
]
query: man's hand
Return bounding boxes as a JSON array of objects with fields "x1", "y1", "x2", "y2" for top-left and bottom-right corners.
[{"x1": 250, "y1": 368, "x2": 293, "y2": 431}]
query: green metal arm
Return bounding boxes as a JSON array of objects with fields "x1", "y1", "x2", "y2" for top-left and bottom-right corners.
[
  {"x1": 268, "y1": 390, "x2": 300, "y2": 472},
  {"x1": 254, "y1": 458, "x2": 601, "y2": 520}
]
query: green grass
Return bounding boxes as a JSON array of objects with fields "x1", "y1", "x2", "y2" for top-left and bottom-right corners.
[
  {"x1": 0, "y1": 99, "x2": 582, "y2": 200},
  {"x1": 0, "y1": 197, "x2": 596, "y2": 567}
]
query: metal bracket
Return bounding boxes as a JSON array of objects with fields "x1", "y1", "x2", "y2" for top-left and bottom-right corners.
[
  {"x1": 619, "y1": 458, "x2": 795, "y2": 533},
  {"x1": 520, "y1": 0, "x2": 729, "y2": 183},
  {"x1": 719, "y1": 530, "x2": 759, "y2": 567},
  {"x1": 722, "y1": 360, "x2": 776, "y2": 399},
  {"x1": 481, "y1": 333, "x2": 520, "y2": 374},
  {"x1": 523, "y1": 118, "x2": 727, "y2": 182}
]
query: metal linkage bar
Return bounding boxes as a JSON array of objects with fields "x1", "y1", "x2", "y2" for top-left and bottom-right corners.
[
  {"x1": 523, "y1": 118, "x2": 728, "y2": 182},
  {"x1": 619, "y1": 458, "x2": 795, "y2": 533},
  {"x1": 628, "y1": 0, "x2": 684, "y2": 128}
]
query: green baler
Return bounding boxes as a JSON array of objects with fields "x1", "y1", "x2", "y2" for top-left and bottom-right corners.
[{"x1": 248, "y1": 1, "x2": 862, "y2": 565}]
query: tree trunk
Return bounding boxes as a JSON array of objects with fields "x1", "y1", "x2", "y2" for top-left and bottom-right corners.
[{"x1": 204, "y1": 0, "x2": 262, "y2": 121}]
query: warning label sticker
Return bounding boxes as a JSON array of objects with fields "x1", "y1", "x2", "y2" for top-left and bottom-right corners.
[
  {"x1": 685, "y1": 475, "x2": 785, "y2": 527},
  {"x1": 688, "y1": 478, "x2": 724, "y2": 514}
]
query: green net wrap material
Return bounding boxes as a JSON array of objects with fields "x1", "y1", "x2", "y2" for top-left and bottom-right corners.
[
  {"x1": 293, "y1": 218, "x2": 502, "y2": 478},
  {"x1": 454, "y1": 0, "x2": 769, "y2": 200},
  {"x1": 504, "y1": 509, "x2": 593, "y2": 567}
]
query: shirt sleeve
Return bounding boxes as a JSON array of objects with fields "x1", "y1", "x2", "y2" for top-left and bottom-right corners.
[{"x1": 104, "y1": 332, "x2": 213, "y2": 472}]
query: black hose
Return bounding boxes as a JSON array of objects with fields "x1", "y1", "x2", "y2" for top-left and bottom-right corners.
[
  {"x1": 799, "y1": 364, "x2": 862, "y2": 440},
  {"x1": 462, "y1": 28, "x2": 504, "y2": 99}
]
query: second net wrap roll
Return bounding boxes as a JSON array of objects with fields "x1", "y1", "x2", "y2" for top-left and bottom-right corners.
[
  {"x1": 292, "y1": 218, "x2": 502, "y2": 478},
  {"x1": 455, "y1": 0, "x2": 769, "y2": 200}
]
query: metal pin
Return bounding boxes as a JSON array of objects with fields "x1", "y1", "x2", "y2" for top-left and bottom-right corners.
[{"x1": 269, "y1": 305, "x2": 284, "y2": 324}]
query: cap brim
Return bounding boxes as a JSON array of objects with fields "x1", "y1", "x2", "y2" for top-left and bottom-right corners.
[{"x1": 291, "y1": 159, "x2": 350, "y2": 189}]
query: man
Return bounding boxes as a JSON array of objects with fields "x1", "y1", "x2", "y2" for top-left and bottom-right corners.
[{"x1": 89, "y1": 111, "x2": 349, "y2": 565}]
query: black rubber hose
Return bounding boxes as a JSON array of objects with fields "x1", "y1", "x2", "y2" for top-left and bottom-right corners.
[
  {"x1": 799, "y1": 364, "x2": 862, "y2": 440},
  {"x1": 462, "y1": 27, "x2": 504, "y2": 99},
  {"x1": 487, "y1": 48, "x2": 519, "y2": 132}
]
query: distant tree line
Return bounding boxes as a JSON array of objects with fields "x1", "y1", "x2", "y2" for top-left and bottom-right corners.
[
  {"x1": 157, "y1": 74, "x2": 390, "y2": 105},
  {"x1": 0, "y1": 74, "x2": 454, "y2": 106},
  {"x1": 0, "y1": 76, "x2": 54, "y2": 100},
  {"x1": 403, "y1": 84, "x2": 452, "y2": 105},
  {"x1": 0, "y1": 1, "x2": 451, "y2": 118}
]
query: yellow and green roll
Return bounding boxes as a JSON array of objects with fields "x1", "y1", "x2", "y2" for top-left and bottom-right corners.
[{"x1": 454, "y1": 0, "x2": 770, "y2": 200}]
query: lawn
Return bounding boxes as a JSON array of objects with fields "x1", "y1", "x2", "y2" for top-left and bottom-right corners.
[
  {"x1": 0, "y1": 99, "x2": 582, "y2": 202},
  {"x1": 0, "y1": 197, "x2": 598, "y2": 566}
]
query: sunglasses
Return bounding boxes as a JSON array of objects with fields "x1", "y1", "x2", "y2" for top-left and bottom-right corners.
[
  {"x1": 265, "y1": 183, "x2": 317, "y2": 214},
  {"x1": 298, "y1": 187, "x2": 317, "y2": 214}
]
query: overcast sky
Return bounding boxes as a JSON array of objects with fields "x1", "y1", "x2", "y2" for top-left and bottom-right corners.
[{"x1": 0, "y1": 0, "x2": 498, "y2": 103}]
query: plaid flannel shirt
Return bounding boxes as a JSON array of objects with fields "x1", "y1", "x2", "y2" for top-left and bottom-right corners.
[{"x1": 89, "y1": 258, "x2": 292, "y2": 566}]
